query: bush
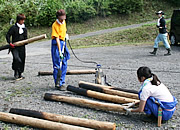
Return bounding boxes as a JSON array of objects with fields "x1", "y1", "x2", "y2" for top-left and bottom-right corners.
[
  {"x1": 65, "y1": 0, "x2": 96, "y2": 22},
  {"x1": 0, "y1": 1, "x2": 20, "y2": 24},
  {"x1": 92, "y1": 0, "x2": 112, "y2": 17},
  {"x1": 37, "y1": 0, "x2": 64, "y2": 26},
  {"x1": 110, "y1": 0, "x2": 143, "y2": 14},
  {"x1": 20, "y1": 0, "x2": 40, "y2": 26},
  {"x1": 165, "y1": 0, "x2": 180, "y2": 6}
]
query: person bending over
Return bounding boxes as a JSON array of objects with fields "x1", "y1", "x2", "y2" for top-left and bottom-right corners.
[{"x1": 125, "y1": 66, "x2": 177, "y2": 121}]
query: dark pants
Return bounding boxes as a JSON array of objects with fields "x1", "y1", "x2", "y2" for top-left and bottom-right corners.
[{"x1": 11, "y1": 46, "x2": 26, "y2": 73}]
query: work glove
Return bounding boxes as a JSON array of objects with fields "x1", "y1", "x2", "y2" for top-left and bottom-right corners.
[
  {"x1": 60, "y1": 53, "x2": 64, "y2": 60},
  {"x1": 124, "y1": 108, "x2": 132, "y2": 115},
  {"x1": 65, "y1": 33, "x2": 69, "y2": 41},
  {"x1": 9, "y1": 43, "x2": 15, "y2": 48}
]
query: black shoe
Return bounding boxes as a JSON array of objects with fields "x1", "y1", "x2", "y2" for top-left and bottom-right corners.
[
  {"x1": 149, "y1": 48, "x2": 157, "y2": 55},
  {"x1": 164, "y1": 48, "x2": 171, "y2": 56},
  {"x1": 59, "y1": 84, "x2": 67, "y2": 91},
  {"x1": 55, "y1": 85, "x2": 60, "y2": 90},
  {"x1": 18, "y1": 72, "x2": 25, "y2": 79},
  {"x1": 14, "y1": 70, "x2": 19, "y2": 79}
]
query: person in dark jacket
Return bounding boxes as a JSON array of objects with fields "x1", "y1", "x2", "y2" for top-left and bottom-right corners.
[
  {"x1": 6, "y1": 14, "x2": 27, "y2": 79},
  {"x1": 150, "y1": 11, "x2": 171, "y2": 56}
]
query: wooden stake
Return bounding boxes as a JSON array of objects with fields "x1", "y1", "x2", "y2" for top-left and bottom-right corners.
[
  {"x1": 79, "y1": 81, "x2": 138, "y2": 94},
  {"x1": 67, "y1": 85, "x2": 140, "y2": 104},
  {"x1": 79, "y1": 81, "x2": 139, "y2": 99},
  {"x1": 44, "y1": 93, "x2": 135, "y2": 112},
  {"x1": 0, "y1": 112, "x2": 92, "y2": 130},
  {"x1": 10, "y1": 108, "x2": 116, "y2": 130},
  {"x1": 38, "y1": 70, "x2": 96, "y2": 76}
]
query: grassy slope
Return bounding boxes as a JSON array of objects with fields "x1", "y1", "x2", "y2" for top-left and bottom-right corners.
[
  {"x1": 69, "y1": 21, "x2": 171, "y2": 49},
  {"x1": 0, "y1": 0, "x2": 178, "y2": 46}
]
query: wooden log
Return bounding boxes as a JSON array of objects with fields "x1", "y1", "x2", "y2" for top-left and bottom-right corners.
[
  {"x1": 38, "y1": 71, "x2": 53, "y2": 76},
  {"x1": 0, "y1": 34, "x2": 47, "y2": 51},
  {"x1": 66, "y1": 70, "x2": 96, "y2": 75},
  {"x1": 14, "y1": 34, "x2": 47, "y2": 46},
  {"x1": 38, "y1": 69, "x2": 96, "y2": 76},
  {"x1": 10, "y1": 108, "x2": 116, "y2": 130},
  {"x1": 79, "y1": 81, "x2": 139, "y2": 94},
  {"x1": 67, "y1": 85, "x2": 139, "y2": 104},
  {"x1": 44, "y1": 93, "x2": 135, "y2": 112},
  {"x1": 79, "y1": 81, "x2": 139, "y2": 99},
  {"x1": 0, "y1": 112, "x2": 92, "y2": 130}
]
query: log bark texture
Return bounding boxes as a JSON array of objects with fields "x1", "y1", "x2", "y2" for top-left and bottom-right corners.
[
  {"x1": 44, "y1": 93, "x2": 133, "y2": 112},
  {"x1": 10, "y1": 108, "x2": 116, "y2": 130},
  {"x1": 79, "y1": 81, "x2": 138, "y2": 94},
  {"x1": 67, "y1": 85, "x2": 139, "y2": 104},
  {"x1": 0, "y1": 112, "x2": 92, "y2": 130},
  {"x1": 79, "y1": 81, "x2": 139, "y2": 99},
  {"x1": 38, "y1": 70, "x2": 96, "y2": 76},
  {"x1": 0, "y1": 34, "x2": 47, "y2": 51}
]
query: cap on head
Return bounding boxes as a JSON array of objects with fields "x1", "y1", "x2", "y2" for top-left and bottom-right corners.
[
  {"x1": 56, "y1": 9, "x2": 66, "y2": 20},
  {"x1": 156, "y1": 10, "x2": 164, "y2": 15}
]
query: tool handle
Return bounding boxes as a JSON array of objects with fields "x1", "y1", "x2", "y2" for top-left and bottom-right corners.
[{"x1": 157, "y1": 107, "x2": 162, "y2": 127}]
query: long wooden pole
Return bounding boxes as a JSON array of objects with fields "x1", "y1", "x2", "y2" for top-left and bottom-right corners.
[
  {"x1": 10, "y1": 108, "x2": 116, "y2": 130},
  {"x1": 79, "y1": 81, "x2": 139, "y2": 94},
  {"x1": 38, "y1": 69, "x2": 96, "y2": 76},
  {"x1": 67, "y1": 85, "x2": 140, "y2": 104},
  {"x1": 0, "y1": 34, "x2": 47, "y2": 51},
  {"x1": 79, "y1": 81, "x2": 139, "y2": 99},
  {"x1": 14, "y1": 34, "x2": 47, "y2": 46},
  {"x1": 44, "y1": 93, "x2": 135, "y2": 112},
  {"x1": 0, "y1": 112, "x2": 92, "y2": 130}
]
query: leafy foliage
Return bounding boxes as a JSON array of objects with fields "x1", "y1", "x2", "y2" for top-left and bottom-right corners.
[
  {"x1": 0, "y1": 0, "x2": 144, "y2": 26},
  {"x1": 65, "y1": 0, "x2": 96, "y2": 22}
]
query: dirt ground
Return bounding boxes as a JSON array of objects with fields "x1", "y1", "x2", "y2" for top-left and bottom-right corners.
[{"x1": 0, "y1": 41, "x2": 179, "y2": 129}]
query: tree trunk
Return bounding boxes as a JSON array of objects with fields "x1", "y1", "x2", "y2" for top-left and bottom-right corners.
[
  {"x1": 0, "y1": 112, "x2": 92, "y2": 130},
  {"x1": 10, "y1": 108, "x2": 116, "y2": 130},
  {"x1": 79, "y1": 81, "x2": 139, "y2": 99},
  {"x1": 79, "y1": 81, "x2": 138, "y2": 94},
  {"x1": 44, "y1": 93, "x2": 134, "y2": 112},
  {"x1": 38, "y1": 70, "x2": 96, "y2": 76},
  {"x1": 0, "y1": 34, "x2": 47, "y2": 51},
  {"x1": 67, "y1": 85, "x2": 139, "y2": 104}
]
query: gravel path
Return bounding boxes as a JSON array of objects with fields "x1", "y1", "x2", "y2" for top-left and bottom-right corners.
[
  {"x1": 0, "y1": 19, "x2": 179, "y2": 129},
  {"x1": 0, "y1": 42, "x2": 179, "y2": 129}
]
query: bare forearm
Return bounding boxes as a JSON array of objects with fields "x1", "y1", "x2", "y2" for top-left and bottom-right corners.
[
  {"x1": 131, "y1": 100, "x2": 146, "y2": 113},
  {"x1": 56, "y1": 37, "x2": 61, "y2": 53}
]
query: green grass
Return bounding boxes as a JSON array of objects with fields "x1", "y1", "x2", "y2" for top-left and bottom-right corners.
[
  {"x1": 69, "y1": 21, "x2": 170, "y2": 48},
  {"x1": 0, "y1": 0, "x2": 177, "y2": 46}
]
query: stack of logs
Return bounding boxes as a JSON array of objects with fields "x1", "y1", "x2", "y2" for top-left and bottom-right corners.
[
  {"x1": 44, "y1": 81, "x2": 139, "y2": 112},
  {"x1": 0, "y1": 81, "x2": 139, "y2": 129},
  {"x1": 43, "y1": 81, "x2": 140, "y2": 129}
]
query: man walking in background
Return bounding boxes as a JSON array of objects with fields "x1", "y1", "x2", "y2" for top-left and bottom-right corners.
[
  {"x1": 6, "y1": 14, "x2": 27, "y2": 79},
  {"x1": 150, "y1": 11, "x2": 171, "y2": 56}
]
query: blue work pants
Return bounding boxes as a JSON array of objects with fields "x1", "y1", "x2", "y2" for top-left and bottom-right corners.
[
  {"x1": 51, "y1": 39, "x2": 70, "y2": 87},
  {"x1": 154, "y1": 33, "x2": 170, "y2": 49}
]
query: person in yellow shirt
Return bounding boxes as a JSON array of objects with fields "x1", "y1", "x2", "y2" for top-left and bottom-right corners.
[{"x1": 51, "y1": 9, "x2": 70, "y2": 90}]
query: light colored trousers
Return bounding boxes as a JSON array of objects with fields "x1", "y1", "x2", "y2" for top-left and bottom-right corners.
[{"x1": 154, "y1": 33, "x2": 170, "y2": 49}]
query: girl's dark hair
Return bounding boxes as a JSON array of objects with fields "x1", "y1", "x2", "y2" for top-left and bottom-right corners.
[
  {"x1": 16, "y1": 14, "x2": 26, "y2": 23},
  {"x1": 137, "y1": 66, "x2": 161, "y2": 86}
]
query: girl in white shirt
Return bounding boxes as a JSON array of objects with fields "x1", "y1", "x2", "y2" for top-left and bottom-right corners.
[{"x1": 125, "y1": 66, "x2": 177, "y2": 121}]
